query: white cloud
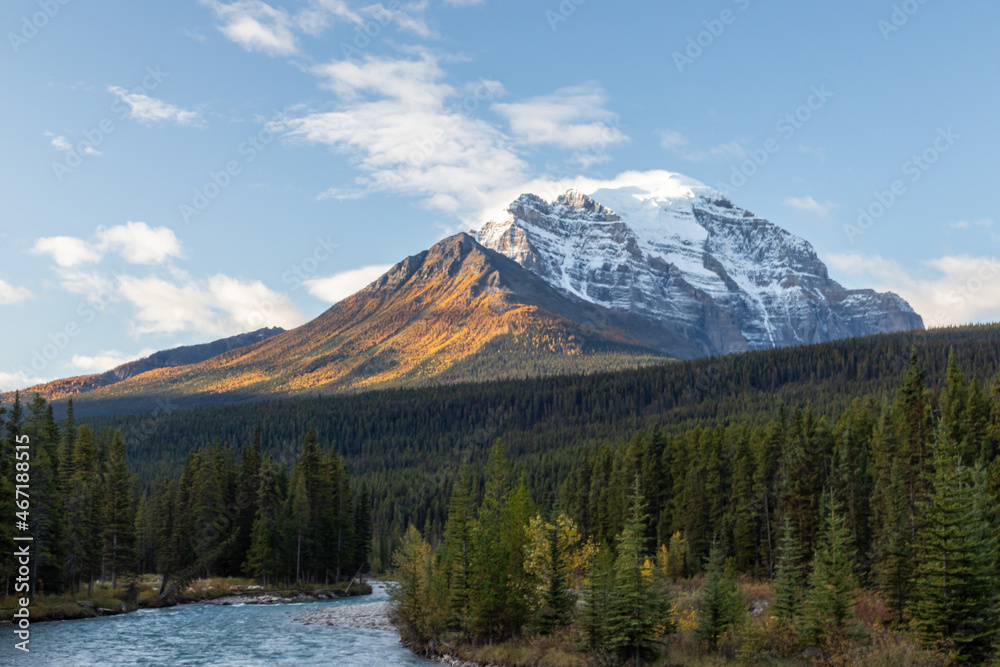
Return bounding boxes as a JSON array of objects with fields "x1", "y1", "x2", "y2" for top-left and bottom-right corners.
[
  {"x1": 949, "y1": 217, "x2": 994, "y2": 230},
  {"x1": 49, "y1": 134, "x2": 71, "y2": 151},
  {"x1": 96, "y1": 221, "x2": 183, "y2": 265},
  {"x1": 31, "y1": 236, "x2": 103, "y2": 268},
  {"x1": 475, "y1": 169, "x2": 715, "y2": 228},
  {"x1": 304, "y1": 264, "x2": 393, "y2": 303},
  {"x1": 825, "y1": 252, "x2": 1000, "y2": 328},
  {"x1": 70, "y1": 349, "x2": 157, "y2": 374},
  {"x1": 0, "y1": 278, "x2": 34, "y2": 305},
  {"x1": 0, "y1": 370, "x2": 51, "y2": 393},
  {"x1": 201, "y1": 0, "x2": 433, "y2": 55},
  {"x1": 784, "y1": 195, "x2": 836, "y2": 216},
  {"x1": 107, "y1": 86, "x2": 202, "y2": 127},
  {"x1": 275, "y1": 52, "x2": 527, "y2": 217},
  {"x1": 33, "y1": 222, "x2": 183, "y2": 267},
  {"x1": 200, "y1": 0, "x2": 300, "y2": 55},
  {"x1": 494, "y1": 83, "x2": 627, "y2": 150},
  {"x1": 117, "y1": 272, "x2": 306, "y2": 336},
  {"x1": 45, "y1": 131, "x2": 102, "y2": 156},
  {"x1": 657, "y1": 129, "x2": 745, "y2": 161},
  {"x1": 441, "y1": 0, "x2": 483, "y2": 5}
]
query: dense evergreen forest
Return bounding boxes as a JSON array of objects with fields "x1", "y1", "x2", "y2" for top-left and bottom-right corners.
[
  {"x1": 71, "y1": 323, "x2": 1000, "y2": 564},
  {"x1": 0, "y1": 395, "x2": 371, "y2": 602},
  {"x1": 1, "y1": 324, "x2": 999, "y2": 662},
  {"x1": 389, "y1": 350, "x2": 1000, "y2": 664}
]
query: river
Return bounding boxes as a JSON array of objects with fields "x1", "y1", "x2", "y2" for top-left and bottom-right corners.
[{"x1": 0, "y1": 585, "x2": 430, "y2": 666}]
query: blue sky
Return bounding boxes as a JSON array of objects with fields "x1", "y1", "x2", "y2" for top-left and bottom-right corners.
[{"x1": 1, "y1": 0, "x2": 997, "y2": 390}]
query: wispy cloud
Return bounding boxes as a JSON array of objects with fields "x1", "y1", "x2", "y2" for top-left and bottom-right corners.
[
  {"x1": 200, "y1": 0, "x2": 434, "y2": 56},
  {"x1": 304, "y1": 264, "x2": 393, "y2": 303},
  {"x1": 784, "y1": 195, "x2": 836, "y2": 216},
  {"x1": 0, "y1": 370, "x2": 50, "y2": 393},
  {"x1": 0, "y1": 278, "x2": 34, "y2": 305},
  {"x1": 494, "y1": 82, "x2": 628, "y2": 150},
  {"x1": 45, "y1": 131, "x2": 101, "y2": 156},
  {"x1": 108, "y1": 86, "x2": 203, "y2": 127},
  {"x1": 117, "y1": 272, "x2": 305, "y2": 336},
  {"x1": 32, "y1": 221, "x2": 184, "y2": 268},
  {"x1": 275, "y1": 51, "x2": 527, "y2": 217},
  {"x1": 826, "y1": 252, "x2": 1000, "y2": 327},
  {"x1": 658, "y1": 129, "x2": 745, "y2": 161},
  {"x1": 69, "y1": 349, "x2": 157, "y2": 374},
  {"x1": 949, "y1": 217, "x2": 994, "y2": 230}
]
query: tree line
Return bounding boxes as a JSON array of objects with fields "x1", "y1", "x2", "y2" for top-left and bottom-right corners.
[
  {"x1": 391, "y1": 351, "x2": 1000, "y2": 664},
  {"x1": 0, "y1": 394, "x2": 371, "y2": 599},
  {"x1": 78, "y1": 322, "x2": 1000, "y2": 558}
]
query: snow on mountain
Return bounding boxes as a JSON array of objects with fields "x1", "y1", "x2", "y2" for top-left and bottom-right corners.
[{"x1": 477, "y1": 171, "x2": 923, "y2": 357}]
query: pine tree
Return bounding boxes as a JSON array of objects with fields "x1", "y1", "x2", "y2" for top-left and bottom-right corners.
[
  {"x1": 801, "y1": 494, "x2": 857, "y2": 646},
  {"x1": 605, "y1": 476, "x2": 663, "y2": 665},
  {"x1": 439, "y1": 465, "x2": 473, "y2": 629},
  {"x1": 538, "y1": 519, "x2": 574, "y2": 633},
  {"x1": 580, "y1": 544, "x2": 611, "y2": 651},
  {"x1": 912, "y1": 455, "x2": 1000, "y2": 663},
  {"x1": 871, "y1": 460, "x2": 913, "y2": 625},
  {"x1": 102, "y1": 430, "x2": 134, "y2": 590},
  {"x1": 468, "y1": 441, "x2": 513, "y2": 642},
  {"x1": 696, "y1": 541, "x2": 743, "y2": 651},
  {"x1": 771, "y1": 516, "x2": 803, "y2": 624},
  {"x1": 244, "y1": 457, "x2": 282, "y2": 586}
]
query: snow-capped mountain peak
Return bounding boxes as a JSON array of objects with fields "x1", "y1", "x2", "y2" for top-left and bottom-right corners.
[{"x1": 477, "y1": 172, "x2": 922, "y2": 357}]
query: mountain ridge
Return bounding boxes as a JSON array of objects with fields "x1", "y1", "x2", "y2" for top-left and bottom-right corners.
[{"x1": 477, "y1": 172, "x2": 922, "y2": 355}]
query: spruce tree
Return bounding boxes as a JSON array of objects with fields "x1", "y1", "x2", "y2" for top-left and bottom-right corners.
[
  {"x1": 771, "y1": 516, "x2": 803, "y2": 624},
  {"x1": 801, "y1": 494, "x2": 857, "y2": 646},
  {"x1": 871, "y1": 460, "x2": 913, "y2": 625},
  {"x1": 696, "y1": 541, "x2": 743, "y2": 651},
  {"x1": 912, "y1": 456, "x2": 1000, "y2": 663},
  {"x1": 606, "y1": 476, "x2": 663, "y2": 665},
  {"x1": 103, "y1": 430, "x2": 134, "y2": 590}
]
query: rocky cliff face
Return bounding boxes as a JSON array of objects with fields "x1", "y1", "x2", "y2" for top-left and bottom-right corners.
[{"x1": 477, "y1": 171, "x2": 923, "y2": 357}]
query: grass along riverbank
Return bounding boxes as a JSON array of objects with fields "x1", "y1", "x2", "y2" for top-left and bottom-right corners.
[{"x1": 0, "y1": 575, "x2": 372, "y2": 624}]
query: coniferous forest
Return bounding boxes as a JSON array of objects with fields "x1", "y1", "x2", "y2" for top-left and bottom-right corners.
[
  {"x1": 0, "y1": 395, "x2": 371, "y2": 605},
  {"x1": 1, "y1": 326, "x2": 1000, "y2": 664}
]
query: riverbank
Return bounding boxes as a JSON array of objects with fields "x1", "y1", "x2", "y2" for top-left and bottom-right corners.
[
  {"x1": 0, "y1": 578, "x2": 372, "y2": 625},
  {"x1": 296, "y1": 596, "x2": 488, "y2": 667}
]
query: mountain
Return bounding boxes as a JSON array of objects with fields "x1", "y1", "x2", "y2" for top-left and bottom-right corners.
[
  {"x1": 477, "y1": 171, "x2": 923, "y2": 356},
  {"x1": 49, "y1": 234, "x2": 675, "y2": 414},
  {"x1": 4, "y1": 327, "x2": 285, "y2": 404},
  {"x1": 5, "y1": 171, "x2": 924, "y2": 414}
]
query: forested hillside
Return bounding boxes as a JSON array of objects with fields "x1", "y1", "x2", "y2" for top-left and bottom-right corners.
[
  {"x1": 63, "y1": 324, "x2": 1000, "y2": 545},
  {"x1": 1, "y1": 325, "x2": 999, "y2": 662}
]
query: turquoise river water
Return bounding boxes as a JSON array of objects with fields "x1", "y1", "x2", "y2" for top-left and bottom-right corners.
[{"x1": 0, "y1": 585, "x2": 430, "y2": 666}]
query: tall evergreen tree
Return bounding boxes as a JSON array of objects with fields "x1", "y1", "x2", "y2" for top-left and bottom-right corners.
[
  {"x1": 912, "y1": 455, "x2": 1000, "y2": 663},
  {"x1": 605, "y1": 476, "x2": 664, "y2": 665},
  {"x1": 801, "y1": 494, "x2": 857, "y2": 646},
  {"x1": 696, "y1": 541, "x2": 743, "y2": 651}
]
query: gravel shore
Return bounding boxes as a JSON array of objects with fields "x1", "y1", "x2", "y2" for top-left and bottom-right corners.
[{"x1": 296, "y1": 600, "x2": 395, "y2": 632}]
